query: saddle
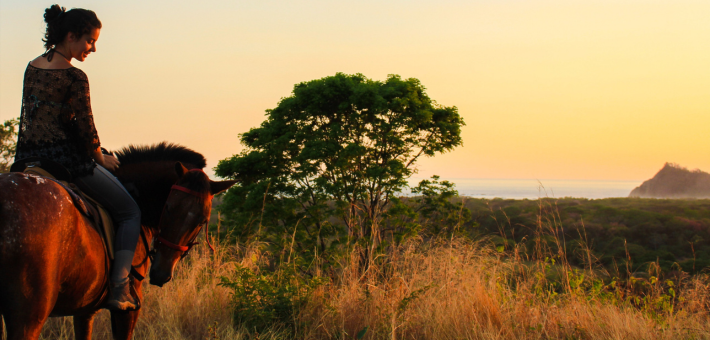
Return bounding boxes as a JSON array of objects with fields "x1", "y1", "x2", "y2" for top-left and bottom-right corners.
[{"x1": 10, "y1": 158, "x2": 116, "y2": 259}]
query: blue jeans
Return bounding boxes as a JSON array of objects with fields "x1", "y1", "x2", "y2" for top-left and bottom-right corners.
[{"x1": 74, "y1": 165, "x2": 141, "y2": 260}]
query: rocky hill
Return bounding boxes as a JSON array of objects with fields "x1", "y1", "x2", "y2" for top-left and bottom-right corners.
[{"x1": 629, "y1": 163, "x2": 710, "y2": 198}]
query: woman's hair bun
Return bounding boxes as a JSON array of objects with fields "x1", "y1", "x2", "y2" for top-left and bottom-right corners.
[
  {"x1": 42, "y1": 5, "x2": 101, "y2": 51},
  {"x1": 44, "y1": 4, "x2": 66, "y2": 24}
]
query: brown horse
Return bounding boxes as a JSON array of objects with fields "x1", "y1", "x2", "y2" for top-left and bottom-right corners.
[{"x1": 0, "y1": 143, "x2": 236, "y2": 339}]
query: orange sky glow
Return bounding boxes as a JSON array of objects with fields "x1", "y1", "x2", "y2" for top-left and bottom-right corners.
[{"x1": 1, "y1": 0, "x2": 708, "y2": 181}]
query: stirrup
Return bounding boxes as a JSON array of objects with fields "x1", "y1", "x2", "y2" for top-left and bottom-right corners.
[{"x1": 106, "y1": 278, "x2": 141, "y2": 311}]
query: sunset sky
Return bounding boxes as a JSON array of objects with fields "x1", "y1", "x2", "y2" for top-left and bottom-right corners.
[{"x1": 1, "y1": 0, "x2": 708, "y2": 181}]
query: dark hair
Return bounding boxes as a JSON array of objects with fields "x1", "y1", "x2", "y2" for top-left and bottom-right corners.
[{"x1": 43, "y1": 4, "x2": 102, "y2": 51}]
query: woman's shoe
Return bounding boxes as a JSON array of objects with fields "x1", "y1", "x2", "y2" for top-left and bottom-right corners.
[{"x1": 106, "y1": 278, "x2": 139, "y2": 311}]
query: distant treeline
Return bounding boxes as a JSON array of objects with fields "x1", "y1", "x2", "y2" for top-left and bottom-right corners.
[{"x1": 461, "y1": 197, "x2": 710, "y2": 274}]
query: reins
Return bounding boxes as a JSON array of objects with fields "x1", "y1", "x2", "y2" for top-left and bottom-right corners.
[{"x1": 152, "y1": 169, "x2": 215, "y2": 259}]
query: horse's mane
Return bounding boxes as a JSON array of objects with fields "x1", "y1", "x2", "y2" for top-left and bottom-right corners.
[{"x1": 114, "y1": 142, "x2": 207, "y2": 168}]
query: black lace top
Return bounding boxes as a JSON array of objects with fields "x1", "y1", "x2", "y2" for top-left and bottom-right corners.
[{"x1": 15, "y1": 64, "x2": 101, "y2": 177}]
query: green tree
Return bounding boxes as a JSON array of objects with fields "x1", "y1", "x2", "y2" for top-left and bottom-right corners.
[
  {"x1": 381, "y1": 176, "x2": 473, "y2": 244},
  {"x1": 0, "y1": 118, "x2": 19, "y2": 173},
  {"x1": 411, "y1": 175, "x2": 472, "y2": 236},
  {"x1": 216, "y1": 73, "x2": 464, "y2": 260}
]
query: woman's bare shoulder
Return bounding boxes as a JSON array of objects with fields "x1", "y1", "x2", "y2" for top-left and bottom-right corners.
[
  {"x1": 29, "y1": 56, "x2": 48, "y2": 68},
  {"x1": 29, "y1": 55, "x2": 73, "y2": 70}
]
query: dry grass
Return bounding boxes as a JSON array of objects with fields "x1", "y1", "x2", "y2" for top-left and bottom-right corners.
[
  {"x1": 40, "y1": 242, "x2": 287, "y2": 340},
  {"x1": 300, "y1": 239, "x2": 710, "y2": 340},
  {"x1": 39, "y1": 209, "x2": 710, "y2": 340},
  {"x1": 39, "y1": 237, "x2": 710, "y2": 340}
]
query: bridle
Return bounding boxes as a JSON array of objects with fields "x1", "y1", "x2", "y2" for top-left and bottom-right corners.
[{"x1": 150, "y1": 169, "x2": 215, "y2": 259}]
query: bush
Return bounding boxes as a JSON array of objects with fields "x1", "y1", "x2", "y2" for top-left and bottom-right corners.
[{"x1": 219, "y1": 264, "x2": 325, "y2": 334}]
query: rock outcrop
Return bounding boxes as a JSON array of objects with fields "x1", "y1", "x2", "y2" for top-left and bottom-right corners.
[{"x1": 629, "y1": 163, "x2": 710, "y2": 198}]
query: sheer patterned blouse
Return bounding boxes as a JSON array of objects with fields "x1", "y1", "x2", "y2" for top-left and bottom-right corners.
[{"x1": 16, "y1": 64, "x2": 101, "y2": 177}]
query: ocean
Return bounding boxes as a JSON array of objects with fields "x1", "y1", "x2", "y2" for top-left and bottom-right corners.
[{"x1": 407, "y1": 178, "x2": 642, "y2": 200}]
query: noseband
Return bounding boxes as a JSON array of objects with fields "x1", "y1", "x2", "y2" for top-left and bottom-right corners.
[{"x1": 152, "y1": 169, "x2": 215, "y2": 259}]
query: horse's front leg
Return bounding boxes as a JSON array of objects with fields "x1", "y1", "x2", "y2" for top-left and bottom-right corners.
[
  {"x1": 110, "y1": 279, "x2": 143, "y2": 340},
  {"x1": 73, "y1": 311, "x2": 98, "y2": 340},
  {"x1": 110, "y1": 309, "x2": 141, "y2": 340}
]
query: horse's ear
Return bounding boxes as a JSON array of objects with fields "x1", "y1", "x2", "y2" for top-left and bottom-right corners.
[
  {"x1": 209, "y1": 180, "x2": 238, "y2": 195},
  {"x1": 175, "y1": 162, "x2": 189, "y2": 177}
]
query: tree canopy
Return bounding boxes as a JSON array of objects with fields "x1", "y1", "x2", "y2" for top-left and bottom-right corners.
[
  {"x1": 215, "y1": 73, "x2": 464, "y2": 258},
  {"x1": 0, "y1": 118, "x2": 19, "y2": 173}
]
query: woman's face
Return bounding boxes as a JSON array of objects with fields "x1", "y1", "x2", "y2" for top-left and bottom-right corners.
[{"x1": 66, "y1": 28, "x2": 100, "y2": 62}]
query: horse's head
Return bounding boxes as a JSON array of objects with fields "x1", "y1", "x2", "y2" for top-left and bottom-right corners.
[{"x1": 148, "y1": 162, "x2": 236, "y2": 287}]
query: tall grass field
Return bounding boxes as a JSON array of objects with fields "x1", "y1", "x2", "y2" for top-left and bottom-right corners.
[{"x1": 39, "y1": 199, "x2": 710, "y2": 340}]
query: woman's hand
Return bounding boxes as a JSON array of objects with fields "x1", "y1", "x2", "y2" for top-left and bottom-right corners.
[
  {"x1": 102, "y1": 154, "x2": 120, "y2": 172},
  {"x1": 92, "y1": 146, "x2": 120, "y2": 172}
]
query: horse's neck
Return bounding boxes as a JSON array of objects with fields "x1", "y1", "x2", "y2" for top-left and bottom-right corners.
[{"x1": 115, "y1": 162, "x2": 180, "y2": 228}]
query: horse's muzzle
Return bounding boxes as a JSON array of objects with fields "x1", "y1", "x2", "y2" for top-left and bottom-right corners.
[{"x1": 149, "y1": 273, "x2": 172, "y2": 287}]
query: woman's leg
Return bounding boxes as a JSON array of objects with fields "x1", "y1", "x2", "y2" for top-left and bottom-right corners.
[{"x1": 73, "y1": 165, "x2": 141, "y2": 307}]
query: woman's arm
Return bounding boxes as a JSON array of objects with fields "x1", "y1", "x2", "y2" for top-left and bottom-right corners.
[
  {"x1": 68, "y1": 71, "x2": 115, "y2": 169},
  {"x1": 91, "y1": 147, "x2": 120, "y2": 171}
]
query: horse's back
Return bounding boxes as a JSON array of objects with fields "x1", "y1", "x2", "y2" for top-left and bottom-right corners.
[
  {"x1": 0, "y1": 172, "x2": 107, "y2": 328},
  {"x1": 0, "y1": 172, "x2": 79, "y2": 255}
]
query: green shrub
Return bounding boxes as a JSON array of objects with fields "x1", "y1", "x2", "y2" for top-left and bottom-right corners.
[{"x1": 219, "y1": 265, "x2": 325, "y2": 334}]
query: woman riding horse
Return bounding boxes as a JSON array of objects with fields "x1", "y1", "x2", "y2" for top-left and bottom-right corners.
[{"x1": 15, "y1": 4, "x2": 139, "y2": 311}]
